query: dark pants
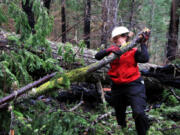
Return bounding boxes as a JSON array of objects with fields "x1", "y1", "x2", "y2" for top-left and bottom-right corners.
[{"x1": 111, "y1": 77, "x2": 149, "y2": 135}]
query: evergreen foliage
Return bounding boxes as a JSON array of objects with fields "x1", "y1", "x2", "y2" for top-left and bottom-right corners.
[
  {"x1": 58, "y1": 40, "x2": 85, "y2": 68},
  {"x1": 0, "y1": 0, "x2": 62, "y2": 91},
  {"x1": 0, "y1": 47, "x2": 63, "y2": 91}
]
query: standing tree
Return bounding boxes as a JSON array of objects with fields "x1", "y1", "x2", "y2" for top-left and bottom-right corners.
[
  {"x1": 109, "y1": 0, "x2": 118, "y2": 31},
  {"x1": 61, "y1": 0, "x2": 66, "y2": 43},
  {"x1": 84, "y1": 0, "x2": 91, "y2": 48},
  {"x1": 129, "y1": 0, "x2": 135, "y2": 29},
  {"x1": 43, "y1": 0, "x2": 51, "y2": 10},
  {"x1": 22, "y1": 0, "x2": 35, "y2": 33},
  {"x1": 101, "y1": 0, "x2": 108, "y2": 48},
  {"x1": 166, "y1": 0, "x2": 180, "y2": 61},
  {"x1": 22, "y1": 0, "x2": 52, "y2": 33},
  {"x1": 101, "y1": 0, "x2": 118, "y2": 48}
]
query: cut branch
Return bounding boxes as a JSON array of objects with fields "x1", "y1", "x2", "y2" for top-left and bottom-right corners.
[{"x1": 0, "y1": 72, "x2": 56, "y2": 105}]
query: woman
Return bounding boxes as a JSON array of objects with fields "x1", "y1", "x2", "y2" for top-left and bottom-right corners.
[{"x1": 95, "y1": 26, "x2": 149, "y2": 135}]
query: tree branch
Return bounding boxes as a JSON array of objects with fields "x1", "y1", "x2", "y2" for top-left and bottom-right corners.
[
  {"x1": 0, "y1": 72, "x2": 57, "y2": 105},
  {"x1": 69, "y1": 100, "x2": 84, "y2": 112},
  {"x1": 169, "y1": 88, "x2": 180, "y2": 101}
]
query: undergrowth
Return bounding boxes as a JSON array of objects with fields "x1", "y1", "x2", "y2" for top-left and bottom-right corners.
[{"x1": 1, "y1": 99, "x2": 180, "y2": 135}]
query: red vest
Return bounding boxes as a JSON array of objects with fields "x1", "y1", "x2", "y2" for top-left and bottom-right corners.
[{"x1": 108, "y1": 46, "x2": 140, "y2": 84}]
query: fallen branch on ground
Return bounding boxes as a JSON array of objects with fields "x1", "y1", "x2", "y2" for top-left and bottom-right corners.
[
  {"x1": 0, "y1": 72, "x2": 56, "y2": 106},
  {"x1": 158, "y1": 125, "x2": 180, "y2": 132},
  {"x1": 69, "y1": 100, "x2": 84, "y2": 112},
  {"x1": 169, "y1": 88, "x2": 180, "y2": 101}
]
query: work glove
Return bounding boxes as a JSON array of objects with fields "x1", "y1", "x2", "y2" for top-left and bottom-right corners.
[
  {"x1": 106, "y1": 46, "x2": 122, "y2": 55},
  {"x1": 136, "y1": 31, "x2": 150, "y2": 44}
]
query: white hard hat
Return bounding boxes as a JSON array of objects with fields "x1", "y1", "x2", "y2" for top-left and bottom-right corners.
[{"x1": 111, "y1": 26, "x2": 129, "y2": 39}]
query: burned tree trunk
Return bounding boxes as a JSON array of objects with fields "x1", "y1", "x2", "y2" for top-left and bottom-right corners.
[
  {"x1": 22, "y1": 0, "x2": 51, "y2": 33},
  {"x1": 166, "y1": 0, "x2": 180, "y2": 61},
  {"x1": 43, "y1": 0, "x2": 51, "y2": 10},
  {"x1": 84, "y1": 0, "x2": 91, "y2": 48},
  {"x1": 22, "y1": 0, "x2": 35, "y2": 33},
  {"x1": 61, "y1": 0, "x2": 66, "y2": 43}
]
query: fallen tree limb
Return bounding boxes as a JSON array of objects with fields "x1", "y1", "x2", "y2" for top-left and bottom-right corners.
[
  {"x1": 158, "y1": 125, "x2": 180, "y2": 132},
  {"x1": 0, "y1": 72, "x2": 56, "y2": 105},
  {"x1": 169, "y1": 88, "x2": 180, "y2": 101},
  {"x1": 69, "y1": 100, "x2": 84, "y2": 112}
]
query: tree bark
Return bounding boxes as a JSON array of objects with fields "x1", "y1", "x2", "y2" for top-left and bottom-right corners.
[
  {"x1": 22, "y1": 0, "x2": 35, "y2": 33},
  {"x1": 108, "y1": 0, "x2": 118, "y2": 33},
  {"x1": 21, "y1": 0, "x2": 51, "y2": 33},
  {"x1": 129, "y1": 0, "x2": 135, "y2": 29},
  {"x1": 84, "y1": 0, "x2": 91, "y2": 48},
  {"x1": 43, "y1": 0, "x2": 51, "y2": 10},
  {"x1": 61, "y1": 0, "x2": 66, "y2": 43},
  {"x1": 0, "y1": 72, "x2": 56, "y2": 105},
  {"x1": 166, "y1": 0, "x2": 180, "y2": 61},
  {"x1": 101, "y1": 0, "x2": 108, "y2": 47},
  {"x1": 101, "y1": 0, "x2": 118, "y2": 48}
]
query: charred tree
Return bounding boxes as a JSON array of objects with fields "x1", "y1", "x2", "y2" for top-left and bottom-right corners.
[
  {"x1": 22, "y1": 0, "x2": 35, "y2": 33},
  {"x1": 43, "y1": 0, "x2": 51, "y2": 10},
  {"x1": 22, "y1": 0, "x2": 51, "y2": 33},
  {"x1": 61, "y1": 0, "x2": 66, "y2": 43},
  {"x1": 166, "y1": 0, "x2": 180, "y2": 61},
  {"x1": 84, "y1": 0, "x2": 91, "y2": 48}
]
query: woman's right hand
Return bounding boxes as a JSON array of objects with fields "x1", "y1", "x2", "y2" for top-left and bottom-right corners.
[
  {"x1": 106, "y1": 46, "x2": 122, "y2": 55},
  {"x1": 106, "y1": 46, "x2": 120, "y2": 53}
]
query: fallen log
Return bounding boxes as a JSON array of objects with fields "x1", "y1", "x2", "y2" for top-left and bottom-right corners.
[
  {"x1": 141, "y1": 64, "x2": 180, "y2": 89},
  {"x1": 56, "y1": 83, "x2": 111, "y2": 106}
]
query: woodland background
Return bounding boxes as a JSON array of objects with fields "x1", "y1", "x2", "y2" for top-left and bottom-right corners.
[{"x1": 0, "y1": 0, "x2": 180, "y2": 135}]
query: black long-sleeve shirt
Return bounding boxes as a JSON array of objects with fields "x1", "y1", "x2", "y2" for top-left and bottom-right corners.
[{"x1": 95, "y1": 44, "x2": 149, "y2": 63}]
